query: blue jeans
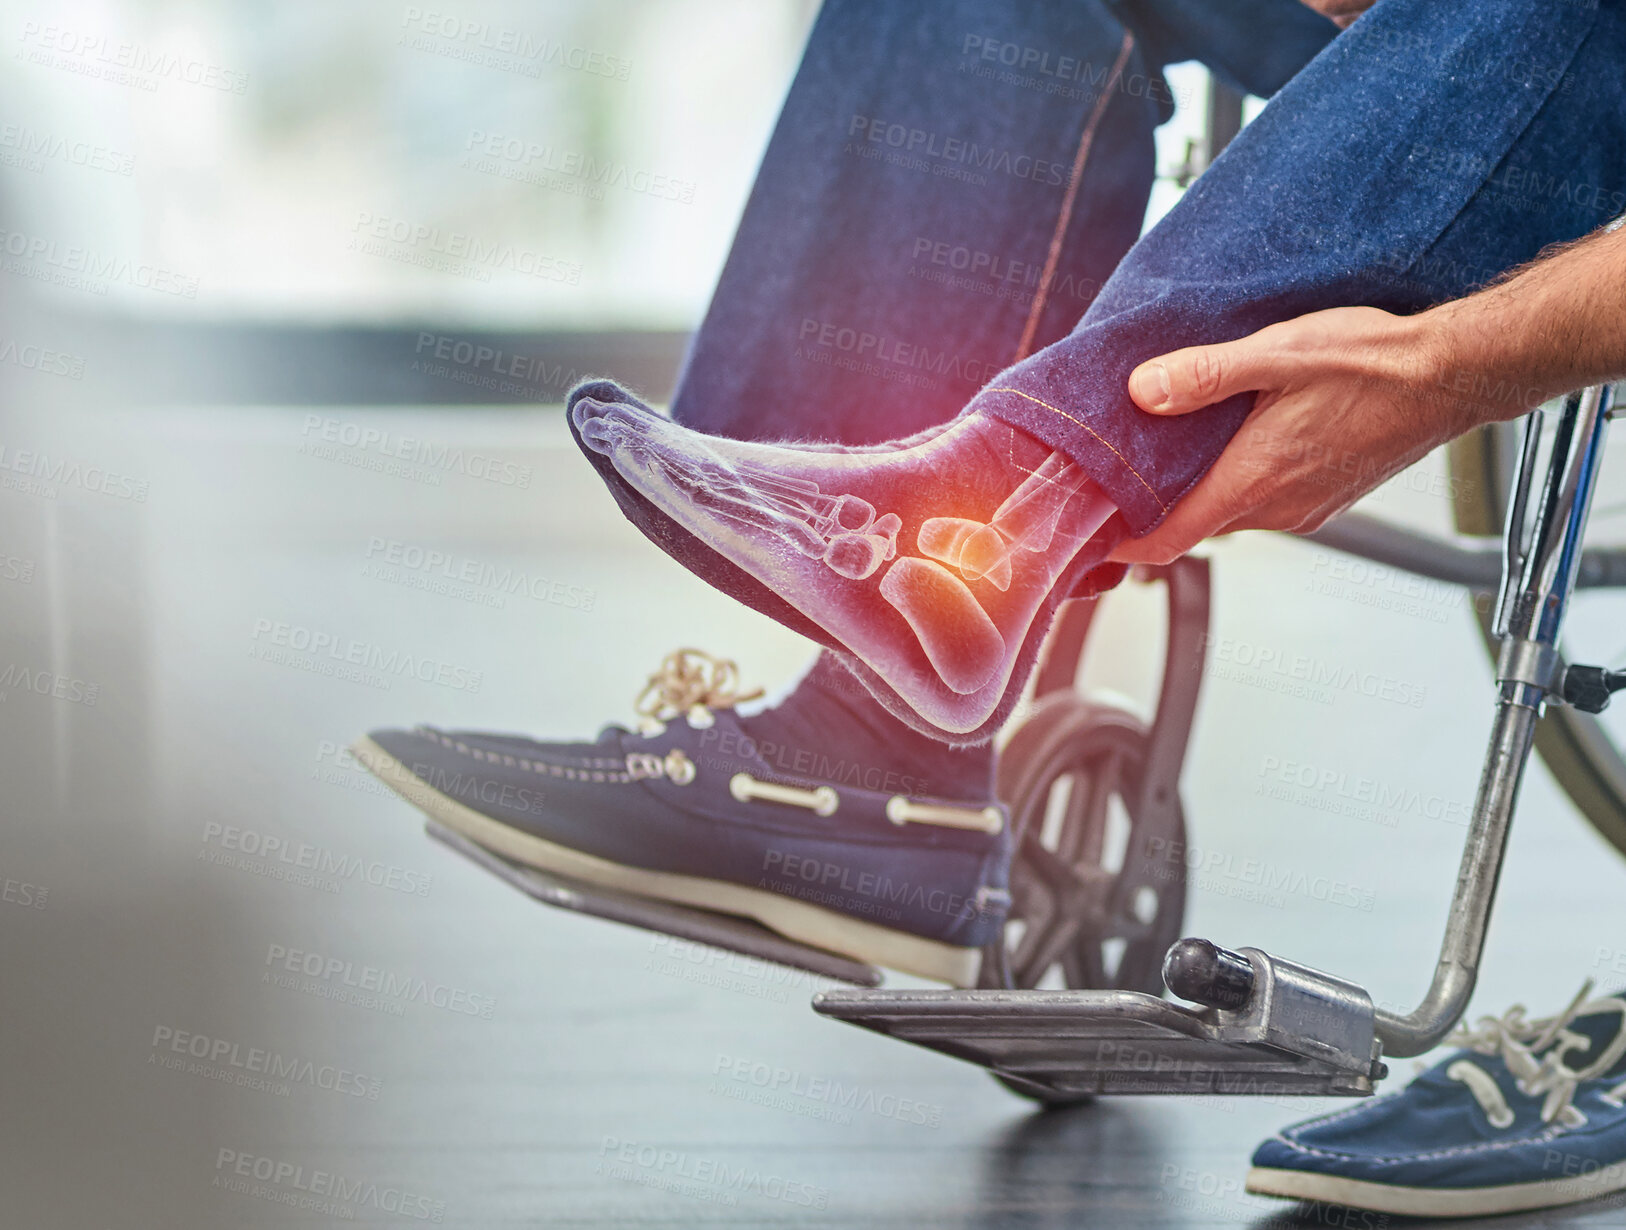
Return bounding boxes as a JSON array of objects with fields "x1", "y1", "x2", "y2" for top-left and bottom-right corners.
[{"x1": 667, "y1": 0, "x2": 1626, "y2": 557}]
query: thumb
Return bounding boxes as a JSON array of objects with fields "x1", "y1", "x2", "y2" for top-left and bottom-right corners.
[{"x1": 1128, "y1": 334, "x2": 1277, "y2": 416}]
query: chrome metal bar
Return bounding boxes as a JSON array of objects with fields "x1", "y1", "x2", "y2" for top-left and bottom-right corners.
[
  {"x1": 1301, "y1": 513, "x2": 1502, "y2": 590},
  {"x1": 1375, "y1": 385, "x2": 1614, "y2": 1057},
  {"x1": 1495, "y1": 414, "x2": 1547, "y2": 637},
  {"x1": 1301, "y1": 512, "x2": 1626, "y2": 593}
]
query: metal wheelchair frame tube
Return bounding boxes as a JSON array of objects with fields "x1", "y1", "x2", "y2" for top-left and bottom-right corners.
[{"x1": 1374, "y1": 384, "x2": 1615, "y2": 1057}]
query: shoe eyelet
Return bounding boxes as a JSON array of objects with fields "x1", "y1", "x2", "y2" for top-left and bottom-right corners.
[{"x1": 664, "y1": 749, "x2": 696, "y2": 785}]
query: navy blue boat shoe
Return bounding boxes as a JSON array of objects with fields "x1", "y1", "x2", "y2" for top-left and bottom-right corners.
[
  {"x1": 1249, "y1": 982, "x2": 1626, "y2": 1218},
  {"x1": 354, "y1": 654, "x2": 1012, "y2": 986}
]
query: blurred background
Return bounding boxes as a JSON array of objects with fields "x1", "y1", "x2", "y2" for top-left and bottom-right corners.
[{"x1": 3, "y1": 3, "x2": 1622, "y2": 1228}]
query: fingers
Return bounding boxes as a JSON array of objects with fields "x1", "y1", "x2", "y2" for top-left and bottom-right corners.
[
  {"x1": 1105, "y1": 438, "x2": 1333, "y2": 564},
  {"x1": 1128, "y1": 330, "x2": 1285, "y2": 416},
  {"x1": 1106, "y1": 466, "x2": 1247, "y2": 565}
]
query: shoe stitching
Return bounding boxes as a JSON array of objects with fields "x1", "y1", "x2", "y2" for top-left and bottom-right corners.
[
  {"x1": 422, "y1": 730, "x2": 636, "y2": 783},
  {"x1": 1268, "y1": 1122, "x2": 1568, "y2": 1166},
  {"x1": 415, "y1": 727, "x2": 626, "y2": 770},
  {"x1": 981, "y1": 386, "x2": 1167, "y2": 511},
  {"x1": 410, "y1": 730, "x2": 1010, "y2": 812},
  {"x1": 1284, "y1": 1099, "x2": 1391, "y2": 1134}
]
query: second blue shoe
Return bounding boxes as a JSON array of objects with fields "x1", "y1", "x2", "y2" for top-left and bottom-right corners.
[{"x1": 1249, "y1": 982, "x2": 1626, "y2": 1218}]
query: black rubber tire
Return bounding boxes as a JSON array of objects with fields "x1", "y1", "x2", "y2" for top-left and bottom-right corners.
[{"x1": 981, "y1": 693, "x2": 1189, "y2": 1105}]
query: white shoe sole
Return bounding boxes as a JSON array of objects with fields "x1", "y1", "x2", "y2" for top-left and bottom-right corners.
[
  {"x1": 354, "y1": 735, "x2": 982, "y2": 987},
  {"x1": 1247, "y1": 1163, "x2": 1626, "y2": 1219}
]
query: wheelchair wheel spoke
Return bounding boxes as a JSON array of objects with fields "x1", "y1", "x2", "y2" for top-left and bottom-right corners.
[
  {"x1": 1061, "y1": 943, "x2": 1102, "y2": 990},
  {"x1": 1060, "y1": 756, "x2": 1115, "y2": 866}
]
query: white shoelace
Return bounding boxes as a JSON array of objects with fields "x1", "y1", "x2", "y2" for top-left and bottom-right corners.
[{"x1": 1442, "y1": 980, "x2": 1626, "y2": 1130}]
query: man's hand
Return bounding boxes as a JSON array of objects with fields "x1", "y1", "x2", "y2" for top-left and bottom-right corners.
[
  {"x1": 1107, "y1": 222, "x2": 1626, "y2": 567},
  {"x1": 1107, "y1": 306, "x2": 1493, "y2": 566}
]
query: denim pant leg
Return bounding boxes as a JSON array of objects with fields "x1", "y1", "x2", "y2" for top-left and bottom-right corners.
[
  {"x1": 669, "y1": 1, "x2": 1334, "y2": 450},
  {"x1": 975, "y1": 0, "x2": 1626, "y2": 543},
  {"x1": 668, "y1": 0, "x2": 1172, "y2": 445}
]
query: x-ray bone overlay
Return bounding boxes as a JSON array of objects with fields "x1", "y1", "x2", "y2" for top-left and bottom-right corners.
[
  {"x1": 576, "y1": 401, "x2": 1116, "y2": 730},
  {"x1": 916, "y1": 452, "x2": 1090, "y2": 593}
]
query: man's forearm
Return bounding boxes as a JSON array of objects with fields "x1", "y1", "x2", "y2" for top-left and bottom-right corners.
[{"x1": 1421, "y1": 222, "x2": 1626, "y2": 420}]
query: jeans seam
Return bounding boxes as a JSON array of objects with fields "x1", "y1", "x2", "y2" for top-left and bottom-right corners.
[
  {"x1": 982, "y1": 385, "x2": 1168, "y2": 511},
  {"x1": 1014, "y1": 27, "x2": 1138, "y2": 362}
]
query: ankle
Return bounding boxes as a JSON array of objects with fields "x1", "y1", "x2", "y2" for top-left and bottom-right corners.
[{"x1": 739, "y1": 656, "x2": 996, "y2": 802}]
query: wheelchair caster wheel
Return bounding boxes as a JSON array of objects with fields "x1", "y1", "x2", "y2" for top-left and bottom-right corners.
[{"x1": 981, "y1": 694, "x2": 1190, "y2": 1105}]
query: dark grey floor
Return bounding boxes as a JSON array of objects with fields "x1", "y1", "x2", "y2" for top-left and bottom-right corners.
[{"x1": 3, "y1": 400, "x2": 1624, "y2": 1228}]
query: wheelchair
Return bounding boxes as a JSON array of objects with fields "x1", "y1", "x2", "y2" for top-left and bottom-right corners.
[{"x1": 427, "y1": 380, "x2": 1624, "y2": 1106}]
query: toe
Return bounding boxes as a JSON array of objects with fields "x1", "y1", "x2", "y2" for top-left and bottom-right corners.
[
  {"x1": 579, "y1": 416, "x2": 618, "y2": 455},
  {"x1": 569, "y1": 396, "x2": 606, "y2": 429}
]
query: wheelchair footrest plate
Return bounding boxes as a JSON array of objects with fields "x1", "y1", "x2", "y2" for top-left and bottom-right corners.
[
  {"x1": 812, "y1": 987, "x2": 1377, "y2": 1097},
  {"x1": 425, "y1": 822, "x2": 883, "y2": 987}
]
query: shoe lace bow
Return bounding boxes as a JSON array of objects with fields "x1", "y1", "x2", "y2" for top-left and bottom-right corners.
[
  {"x1": 634, "y1": 648, "x2": 763, "y2": 725},
  {"x1": 1442, "y1": 980, "x2": 1626, "y2": 1130}
]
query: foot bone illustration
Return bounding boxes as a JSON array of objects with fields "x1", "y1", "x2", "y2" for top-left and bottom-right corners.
[
  {"x1": 914, "y1": 452, "x2": 1090, "y2": 592},
  {"x1": 580, "y1": 409, "x2": 902, "y2": 580},
  {"x1": 574, "y1": 399, "x2": 1116, "y2": 733}
]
